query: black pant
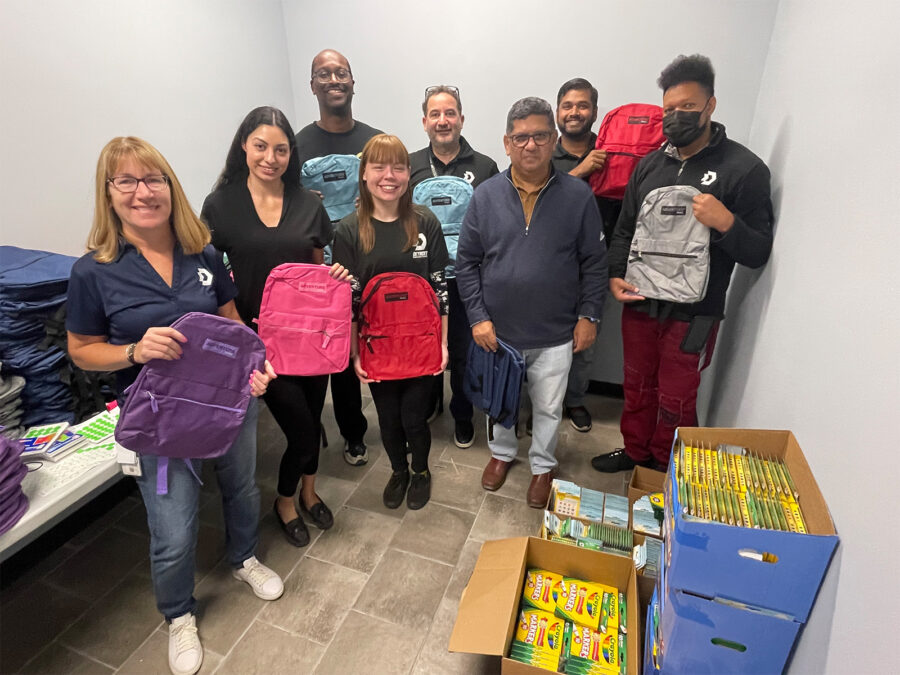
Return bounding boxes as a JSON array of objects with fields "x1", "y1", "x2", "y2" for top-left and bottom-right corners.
[
  {"x1": 369, "y1": 376, "x2": 433, "y2": 473},
  {"x1": 263, "y1": 374, "x2": 328, "y2": 497},
  {"x1": 330, "y1": 361, "x2": 368, "y2": 444},
  {"x1": 429, "y1": 279, "x2": 473, "y2": 421}
]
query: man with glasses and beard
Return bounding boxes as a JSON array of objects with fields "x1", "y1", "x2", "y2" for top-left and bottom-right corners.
[
  {"x1": 456, "y1": 97, "x2": 607, "y2": 508},
  {"x1": 294, "y1": 49, "x2": 383, "y2": 466},
  {"x1": 409, "y1": 86, "x2": 499, "y2": 449},
  {"x1": 593, "y1": 54, "x2": 773, "y2": 474}
]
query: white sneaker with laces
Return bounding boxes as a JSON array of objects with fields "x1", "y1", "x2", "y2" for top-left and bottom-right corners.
[
  {"x1": 168, "y1": 613, "x2": 202, "y2": 675},
  {"x1": 232, "y1": 556, "x2": 284, "y2": 600}
]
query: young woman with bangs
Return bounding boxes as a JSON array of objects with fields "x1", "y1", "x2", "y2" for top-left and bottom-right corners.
[{"x1": 332, "y1": 134, "x2": 449, "y2": 510}]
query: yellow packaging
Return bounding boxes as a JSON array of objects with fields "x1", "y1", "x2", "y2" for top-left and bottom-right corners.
[
  {"x1": 552, "y1": 578, "x2": 616, "y2": 630},
  {"x1": 514, "y1": 608, "x2": 565, "y2": 655},
  {"x1": 569, "y1": 622, "x2": 619, "y2": 672},
  {"x1": 523, "y1": 569, "x2": 563, "y2": 612}
]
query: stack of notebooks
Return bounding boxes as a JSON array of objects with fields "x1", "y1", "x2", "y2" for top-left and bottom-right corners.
[{"x1": 20, "y1": 407, "x2": 119, "y2": 463}]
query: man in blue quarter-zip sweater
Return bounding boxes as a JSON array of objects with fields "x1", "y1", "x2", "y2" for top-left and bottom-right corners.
[
  {"x1": 593, "y1": 54, "x2": 774, "y2": 475},
  {"x1": 456, "y1": 96, "x2": 608, "y2": 508}
]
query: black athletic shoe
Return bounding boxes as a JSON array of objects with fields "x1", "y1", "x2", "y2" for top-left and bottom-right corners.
[
  {"x1": 407, "y1": 470, "x2": 431, "y2": 510},
  {"x1": 454, "y1": 420, "x2": 475, "y2": 448},
  {"x1": 591, "y1": 448, "x2": 651, "y2": 473},
  {"x1": 566, "y1": 406, "x2": 592, "y2": 433},
  {"x1": 382, "y1": 469, "x2": 410, "y2": 509},
  {"x1": 343, "y1": 440, "x2": 368, "y2": 466}
]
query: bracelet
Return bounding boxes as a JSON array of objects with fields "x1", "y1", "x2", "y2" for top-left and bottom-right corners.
[{"x1": 125, "y1": 342, "x2": 138, "y2": 365}]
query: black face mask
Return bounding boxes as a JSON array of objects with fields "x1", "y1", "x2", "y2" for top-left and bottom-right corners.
[{"x1": 663, "y1": 101, "x2": 710, "y2": 148}]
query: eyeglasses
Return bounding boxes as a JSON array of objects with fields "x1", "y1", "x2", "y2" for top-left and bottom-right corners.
[
  {"x1": 107, "y1": 175, "x2": 170, "y2": 193},
  {"x1": 424, "y1": 85, "x2": 460, "y2": 99},
  {"x1": 313, "y1": 68, "x2": 352, "y2": 83},
  {"x1": 508, "y1": 131, "x2": 554, "y2": 148}
]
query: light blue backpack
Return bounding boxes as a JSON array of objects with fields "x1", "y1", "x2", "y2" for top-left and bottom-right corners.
[
  {"x1": 301, "y1": 154, "x2": 361, "y2": 265},
  {"x1": 412, "y1": 176, "x2": 474, "y2": 278}
]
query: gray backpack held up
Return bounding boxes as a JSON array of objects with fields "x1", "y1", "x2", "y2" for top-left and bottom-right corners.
[{"x1": 625, "y1": 185, "x2": 710, "y2": 304}]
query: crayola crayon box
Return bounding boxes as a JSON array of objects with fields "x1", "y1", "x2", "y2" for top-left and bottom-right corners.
[{"x1": 449, "y1": 537, "x2": 639, "y2": 674}]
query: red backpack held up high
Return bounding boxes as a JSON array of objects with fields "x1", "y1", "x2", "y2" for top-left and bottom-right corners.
[
  {"x1": 589, "y1": 103, "x2": 665, "y2": 200},
  {"x1": 358, "y1": 272, "x2": 442, "y2": 381}
]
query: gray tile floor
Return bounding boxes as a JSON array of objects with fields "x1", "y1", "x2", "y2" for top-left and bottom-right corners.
[{"x1": 1, "y1": 387, "x2": 630, "y2": 674}]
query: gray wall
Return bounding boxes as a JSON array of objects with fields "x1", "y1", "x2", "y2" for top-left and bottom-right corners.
[{"x1": 0, "y1": 0, "x2": 294, "y2": 256}]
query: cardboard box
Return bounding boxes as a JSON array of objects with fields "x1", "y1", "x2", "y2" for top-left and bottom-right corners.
[
  {"x1": 642, "y1": 586, "x2": 659, "y2": 675},
  {"x1": 664, "y1": 428, "x2": 838, "y2": 622},
  {"x1": 655, "y1": 552, "x2": 801, "y2": 675},
  {"x1": 450, "y1": 536, "x2": 640, "y2": 674},
  {"x1": 628, "y1": 466, "x2": 666, "y2": 539}
]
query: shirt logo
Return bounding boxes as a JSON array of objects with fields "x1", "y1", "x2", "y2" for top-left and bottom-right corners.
[
  {"x1": 700, "y1": 170, "x2": 717, "y2": 186},
  {"x1": 463, "y1": 170, "x2": 475, "y2": 184},
  {"x1": 415, "y1": 233, "x2": 427, "y2": 251},
  {"x1": 197, "y1": 268, "x2": 213, "y2": 286}
]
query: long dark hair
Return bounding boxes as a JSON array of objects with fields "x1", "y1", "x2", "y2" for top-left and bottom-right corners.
[{"x1": 214, "y1": 106, "x2": 300, "y2": 189}]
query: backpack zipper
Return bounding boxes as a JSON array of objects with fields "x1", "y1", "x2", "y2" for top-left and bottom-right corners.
[
  {"x1": 146, "y1": 390, "x2": 244, "y2": 414},
  {"x1": 629, "y1": 248, "x2": 698, "y2": 263}
]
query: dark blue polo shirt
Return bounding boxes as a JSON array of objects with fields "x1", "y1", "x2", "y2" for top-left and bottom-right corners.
[{"x1": 66, "y1": 241, "x2": 237, "y2": 392}]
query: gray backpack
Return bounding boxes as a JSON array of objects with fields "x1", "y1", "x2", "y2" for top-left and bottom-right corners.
[{"x1": 625, "y1": 185, "x2": 710, "y2": 303}]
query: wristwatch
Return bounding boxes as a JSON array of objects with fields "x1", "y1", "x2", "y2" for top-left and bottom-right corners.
[
  {"x1": 578, "y1": 315, "x2": 601, "y2": 324},
  {"x1": 125, "y1": 342, "x2": 138, "y2": 365}
]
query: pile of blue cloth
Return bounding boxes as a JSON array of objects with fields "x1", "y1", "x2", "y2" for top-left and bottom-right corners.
[{"x1": 0, "y1": 246, "x2": 78, "y2": 428}]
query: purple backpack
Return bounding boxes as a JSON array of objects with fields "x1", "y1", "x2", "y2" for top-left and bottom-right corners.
[{"x1": 114, "y1": 312, "x2": 265, "y2": 494}]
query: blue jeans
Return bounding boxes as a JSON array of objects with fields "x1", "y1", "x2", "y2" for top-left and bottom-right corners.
[
  {"x1": 135, "y1": 398, "x2": 260, "y2": 621},
  {"x1": 489, "y1": 341, "x2": 572, "y2": 474}
]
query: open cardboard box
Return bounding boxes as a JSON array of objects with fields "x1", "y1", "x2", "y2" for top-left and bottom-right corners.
[
  {"x1": 664, "y1": 428, "x2": 838, "y2": 623},
  {"x1": 450, "y1": 536, "x2": 640, "y2": 674},
  {"x1": 628, "y1": 466, "x2": 666, "y2": 540}
]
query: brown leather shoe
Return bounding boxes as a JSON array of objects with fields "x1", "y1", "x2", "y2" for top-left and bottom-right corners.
[
  {"x1": 527, "y1": 470, "x2": 557, "y2": 508},
  {"x1": 482, "y1": 457, "x2": 512, "y2": 491}
]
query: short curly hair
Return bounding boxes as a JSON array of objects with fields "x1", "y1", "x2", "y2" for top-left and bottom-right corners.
[{"x1": 657, "y1": 54, "x2": 715, "y2": 97}]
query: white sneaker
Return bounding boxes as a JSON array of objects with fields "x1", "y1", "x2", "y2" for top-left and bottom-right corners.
[
  {"x1": 232, "y1": 556, "x2": 284, "y2": 600},
  {"x1": 168, "y1": 613, "x2": 202, "y2": 675}
]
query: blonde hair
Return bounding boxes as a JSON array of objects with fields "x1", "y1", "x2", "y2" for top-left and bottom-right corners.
[
  {"x1": 88, "y1": 137, "x2": 210, "y2": 262},
  {"x1": 357, "y1": 134, "x2": 420, "y2": 254}
]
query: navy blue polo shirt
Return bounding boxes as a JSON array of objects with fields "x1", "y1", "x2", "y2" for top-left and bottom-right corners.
[{"x1": 67, "y1": 241, "x2": 237, "y2": 392}]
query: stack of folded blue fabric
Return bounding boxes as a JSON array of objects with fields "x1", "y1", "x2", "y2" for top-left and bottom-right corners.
[
  {"x1": 0, "y1": 436, "x2": 28, "y2": 535},
  {"x1": 0, "y1": 247, "x2": 78, "y2": 427},
  {"x1": 0, "y1": 367, "x2": 26, "y2": 438}
]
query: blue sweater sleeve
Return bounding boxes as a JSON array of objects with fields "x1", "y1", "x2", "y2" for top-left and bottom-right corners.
[{"x1": 454, "y1": 188, "x2": 490, "y2": 326}]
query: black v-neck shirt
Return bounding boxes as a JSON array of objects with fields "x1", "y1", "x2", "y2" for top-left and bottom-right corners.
[{"x1": 201, "y1": 181, "x2": 332, "y2": 325}]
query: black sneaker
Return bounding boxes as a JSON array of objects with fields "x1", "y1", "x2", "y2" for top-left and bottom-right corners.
[
  {"x1": 343, "y1": 440, "x2": 368, "y2": 466},
  {"x1": 454, "y1": 420, "x2": 475, "y2": 448},
  {"x1": 382, "y1": 469, "x2": 410, "y2": 509},
  {"x1": 591, "y1": 448, "x2": 651, "y2": 473},
  {"x1": 566, "y1": 406, "x2": 592, "y2": 433},
  {"x1": 407, "y1": 470, "x2": 431, "y2": 510}
]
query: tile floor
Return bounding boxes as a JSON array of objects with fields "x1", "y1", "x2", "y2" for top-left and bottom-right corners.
[{"x1": 0, "y1": 388, "x2": 630, "y2": 674}]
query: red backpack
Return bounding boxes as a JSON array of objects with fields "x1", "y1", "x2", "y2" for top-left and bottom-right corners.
[
  {"x1": 358, "y1": 272, "x2": 442, "y2": 381},
  {"x1": 589, "y1": 103, "x2": 665, "y2": 200},
  {"x1": 256, "y1": 263, "x2": 352, "y2": 376}
]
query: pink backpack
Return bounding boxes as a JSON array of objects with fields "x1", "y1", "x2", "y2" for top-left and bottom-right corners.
[{"x1": 256, "y1": 263, "x2": 351, "y2": 376}]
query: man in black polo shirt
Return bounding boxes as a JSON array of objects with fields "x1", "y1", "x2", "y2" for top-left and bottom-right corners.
[
  {"x1": 409, "y1": 85, "x2": 499, "y2": 449},
  {"x1": 295, "y1": 48, "x2": 383, "y2": 466}
]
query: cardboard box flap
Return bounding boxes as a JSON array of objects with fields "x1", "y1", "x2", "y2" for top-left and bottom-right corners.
[{"x1": 449, "y1": 538, "x2": 528, "y2": 656}]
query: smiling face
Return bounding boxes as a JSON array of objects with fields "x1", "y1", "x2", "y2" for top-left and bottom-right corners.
[
  {"x1": 107, "y1": 157, "x2": 172, "y2": 235},
  {"x1": 310, "y1": 50, "x2": 354, "y2": 114},
  {"x1": 556, "y1": 88, "x2": 597, "y2": 139},
  {"x1": 362, "y1": 158, "x2": 409, "y2": 206},
  {"x1": 242, "y1": 124, "x2": 290, "y2": 184},
  {"x1": 423, "y1": 92, "x2": 464, "y2": 148}
]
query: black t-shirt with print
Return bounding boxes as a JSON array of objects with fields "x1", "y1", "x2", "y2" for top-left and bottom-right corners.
[{"x1": 332, "y1": 208, "x2": 449, "y2": 321}]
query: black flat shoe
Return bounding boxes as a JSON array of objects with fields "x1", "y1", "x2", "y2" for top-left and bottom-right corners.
[
  {"x1": 273, "y1": 501, "x2": 310, "y2": 547},
  {"x1": 300, "y1": 496, "x2": 334, "y2": 530}
]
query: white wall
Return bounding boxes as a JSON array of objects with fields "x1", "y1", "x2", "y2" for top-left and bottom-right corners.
[
  {"x1": 281, "y1": 0, "x2": 778, "y2": 167},
  {"x1": 0, "y1": 0, "x2": 294, "y2": 257},
  {"x1": 704, "y1": 1, "x2": 900, "y2": 672}
]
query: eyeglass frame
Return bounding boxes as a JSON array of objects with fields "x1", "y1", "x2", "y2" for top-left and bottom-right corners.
[
  {"x1": 313, "y1": 67, "x2": 353, "y2": 84},
  {"x1": 506, "y1": 130, "x2": 555, "y2": 148},
  {"x1": 424, "y1": 85, "x2": 460, "y2": 99},
  {"x1": 106, "y1": 174, "x2": 170, "y2": 193}
]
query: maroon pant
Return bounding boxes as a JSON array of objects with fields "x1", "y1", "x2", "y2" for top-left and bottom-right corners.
[{"x1": 620, "y1": 306, "x2": 719, "y2": 466}]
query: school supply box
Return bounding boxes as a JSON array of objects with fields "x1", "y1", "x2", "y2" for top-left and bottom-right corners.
[
  {"x1": 664, "y1": 428, "x2": 838, "y2": 623},
  {"x1": 450, "y1": 537, "x2": 639, "y2": 674}
]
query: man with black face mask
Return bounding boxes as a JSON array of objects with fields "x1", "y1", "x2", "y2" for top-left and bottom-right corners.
[{"x1": 594, "y1": 54, "x2": 774, "y2": 473}]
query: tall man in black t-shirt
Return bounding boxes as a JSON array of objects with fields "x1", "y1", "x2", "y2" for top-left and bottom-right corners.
[
  {"x1": 409, "y1": 86, "x2": 499, "y2": 449},
  {"x1": 295, "y1": 48, "x2": 383, "y2": 466}
]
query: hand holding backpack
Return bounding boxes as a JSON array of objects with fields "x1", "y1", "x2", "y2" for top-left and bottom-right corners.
[{"x1": 114, "y1": 312, "x2": 265, "y2": 494}]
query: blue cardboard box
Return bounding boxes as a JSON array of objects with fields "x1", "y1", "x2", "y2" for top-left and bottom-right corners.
[
  {"x1": 656, "y1": 553, "x2": 801, "y2": 675},
  {"x1": 663, "y1": 428, "x2": 838, "y2": 623}
]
